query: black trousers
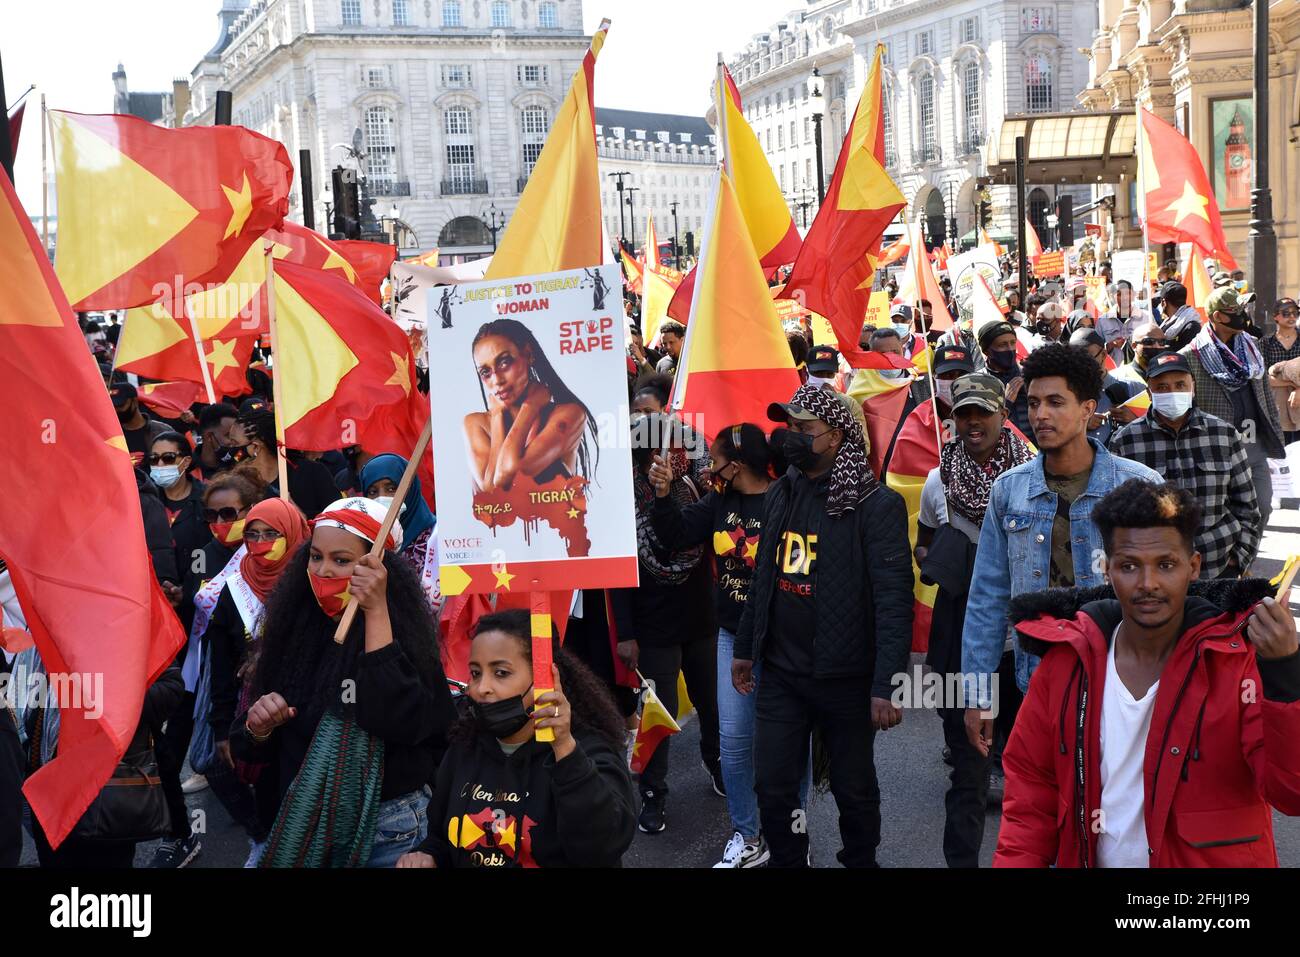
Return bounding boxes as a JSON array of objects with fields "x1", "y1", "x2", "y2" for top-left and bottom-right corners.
[
  {"x1": 754, "y1": 664, "x2": 880, "y2": 867},
  {"x1": 939, "y1": 651, "x2": 1022, "y2": 867},
  {"x1": 0, "y1": 706, "x2": 22, "y2": 868},
  {"x1": 32, "y1": 818, "x2": 136, "y2": 869},
  {"x1": 157, "y1": 691, "x2": 195, "y2": 840},
  {"x1": 636, "y1": 633, "x2": 720, "y2": 795}
]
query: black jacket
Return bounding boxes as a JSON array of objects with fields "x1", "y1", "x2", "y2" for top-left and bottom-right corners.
[
  {"x1": 735, "y1": 467, "x2": 913, "y2": 693},
  {"x1": 160, "y1": 480, "x2": 212, "y2": 592},
  {"x1": 136, "y1": 468, "x2": 179, "y2": 585},
  {"x1": 416, "y1": 727, "x2": 636, "y2": 867},
  {"x1": 0, "y1": 700, "x2": 21, "y2": 867}
]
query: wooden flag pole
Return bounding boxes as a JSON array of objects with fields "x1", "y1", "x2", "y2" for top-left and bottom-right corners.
[
  {"x1": 263, "y1": 247, "x2": 291, "y2": 501},
  {"x1": 530, "y1": 590, "x2": 555, "y2": 743},
  {"x1": 1275, "y1": 557, "x2": 1300, "y2": 600},
  {"x1": 184, "y1": 301, "x2": 219, "y2": 404},
  {"x1": 332, "y1": 417, "x2": 433, "y2": 643}
]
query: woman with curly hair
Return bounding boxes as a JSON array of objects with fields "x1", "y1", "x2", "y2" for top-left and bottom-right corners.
[
  {"x1": 397, "y1": 609, "x2": 635, "y2": 868},
  {"x1": 230, "y1": 497, "x2": 456, "y2": 867}
]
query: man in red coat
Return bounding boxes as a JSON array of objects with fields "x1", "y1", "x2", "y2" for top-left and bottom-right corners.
[{"x1": 996, "y1": 478, "x2": 1300, "y2": 867}]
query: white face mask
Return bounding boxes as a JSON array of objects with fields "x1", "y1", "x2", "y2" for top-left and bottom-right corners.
[
  {"x1": 808, "y1": 374, "x2": 835, "y2": 389},
  {"x1": 892, "y1": 323, "x2": 912, "y2": 339},
  {"x1": 150, "y1": 466, "x2": 183, "y2": 489},
  {"x1": 879, "y1": 368, "x2": 909, "y2": 380},
  {"x1": 371, "y1": 494, "x2": 408, "y2": 518},
  {"x1": 934, "y1": 379, "x2": 954, "y2": 406},
  {"x1": 1150, "y1": 390, "x2": 1193, "y2": 420}
]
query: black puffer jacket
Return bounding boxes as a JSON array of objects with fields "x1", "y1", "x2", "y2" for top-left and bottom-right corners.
[{"x1": 735, "y1": 467, "x2": 914, "y2": 693}]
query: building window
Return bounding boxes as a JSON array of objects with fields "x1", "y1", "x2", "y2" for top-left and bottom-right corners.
[
  {"x1": 916, "y1": 30, "x2": 933, "y2": 56},
  {"x1": 364, "y1": 106, "x2": 397, "y2": 190},
  {"x1": 538, "y1": 1, "x2": 558, "y2": 28},
  {"x1": 1025, "y1": 54, "x2": 1053, "y2": 113},
  {"x1": 918, "y1": 74, "x2": 937, "y2": 159},
  {"x1": 491, "y1": 1, "x2": 511, "y2": 28},
  {"x1": 791, "y1": 161, "x2": 799, "y2": 187},
  {"x1": 1021, "y1": 7, "x2": 1055, "y2": 32},
  {"x1": 342, "y1": 0, "x2": 362, "y2": 25},
  {"x1": 520, "y1": 106, "x2": 548, "y2": 175},
  {"x1": 789, "y1": 121, "x2": 796, "y2": 146},
  {"x1": 960, "y1": 16, "x2": 979, "y2": 44},
  {"x1": 804, "y1": 116, "x2": 811, "y2": 144},
  {"x1": 806, "y1": 158, "x2": 813, "y2": 184},
  {"x1": 441, "y1": 64, "x2": 472, "y2": 88},
  {"x1": 444, "y1": 107, "x2": 477, "y2": 188},
  {"x1": 963, "y1": 61, "x2": 981, "y2": 148},
  {"x1": 393, "y1": 0, "x2": 410, "y2": 25},
  {"x1": 517, "y1": 65, "x2": 548, "y2": 86},
  {"x1": 882, "y1": 82, "x2": 897, "y2": 167},
  {"x1": 780, "y1": 166, "x2": 786, "y2": 190},
  {"x1": 766, "y1": 129, "x2": 772, "y2": 152},
  {"x1": 777, "y1": 125, "x2": 785, "y2": 150},
  {"x1": 442, "y1": 0, "x2": 462, "y2": 26},
  {"x1": 362, "y1": 66, "x2": 391, "y2": 89}
]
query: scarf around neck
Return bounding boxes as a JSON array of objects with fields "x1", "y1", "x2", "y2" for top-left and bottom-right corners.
[
  {"x1": 785, "y1": 384, "x2": 876, "y2": 518},
  {"x1": 939, "y1": 428, "x2": 1035, "y2": 527},
  {"x1": 1193, "y1": 323, "x2": 1264, "y2": 391}
]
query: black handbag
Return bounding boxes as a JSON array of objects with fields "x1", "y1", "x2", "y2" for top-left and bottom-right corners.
[{"x1": 70, "y1": 734, "x2": 171, "y2": 844}]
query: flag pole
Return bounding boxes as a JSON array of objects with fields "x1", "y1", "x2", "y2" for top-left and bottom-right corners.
[
  {"x1": 183, "y1": 302, "x2": 218, "y2": 405},
  {"x1": 1135, "y1": 101, "x2": 1153, "y2": 289},
  {"x1": 715, "y1": 54, "x2": 731, "y2": 179},
  {"x1": 331, "y1": 417, "x2": 432, "y2": 644},
  {"x1": 263, "y1": 247, "x2": 291, "y2": 502},
  {"x1": 40, "y1": 95, "x2": 48, "y2": 254},
  {"x1": 530, "y1": 590, "x2": 555, "y2": 743},
  {"x1": 912, "y1": 220, "x2": 945, "y2": 454}
]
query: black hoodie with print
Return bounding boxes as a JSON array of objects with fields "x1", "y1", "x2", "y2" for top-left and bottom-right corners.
[{"x1": 415, "y1": 726, "x2": 635, "y2": 868}]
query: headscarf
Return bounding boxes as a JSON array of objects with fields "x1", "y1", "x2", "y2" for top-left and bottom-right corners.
[
  {"x1": 312, "y1": 496, "x2": 404, "y2": 551},
  {"x1": 784, "y1": 384, "x2": 875, "y2": 518},
  {"x1": 357, "y1": 454, "x2": 435, "y2": 546},
  {"x1": 239, "y1": 498, "x2": 310, "y2": 602}
]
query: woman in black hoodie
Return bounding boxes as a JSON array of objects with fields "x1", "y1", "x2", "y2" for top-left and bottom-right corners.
[{"x1": 399, "y1": 609, "x2": 635, "y2": 868}]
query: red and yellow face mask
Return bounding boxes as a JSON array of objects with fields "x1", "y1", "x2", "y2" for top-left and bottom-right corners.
[
  {"x1": 246, "y1": 536, "x2": 288, "y2": 562},
  {"x1": 210, "y1": 518, "x2": 247, "y2": 545},
  {"x1": 308, "y1": 571, "x2": 352, "y2": 619}
]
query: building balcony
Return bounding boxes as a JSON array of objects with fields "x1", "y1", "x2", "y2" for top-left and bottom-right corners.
[
  {"x1": 957, "y1": 132, "x2": 985, "y2": 157},
  {"x1": 369, "y1": 179, "x2": 412, "y2": 197},
  {"x1": 912, "y1": 146, "x2": 941, "y2": 165},
  {"x1": 441, "y1": 178, "x2": 488, "y2": 196}
]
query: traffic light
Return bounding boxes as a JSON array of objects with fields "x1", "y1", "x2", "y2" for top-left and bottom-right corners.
[
  {"x1": 1056, "y1": 194, "x2": 1074, "y2": 249},
  {"x1": 331, "y1": 166, "x2": 361, "y2": 240},
  {"x1": 685, "y1": 231, "x2": 695, "y2": 258},
  {"x1": 975, "y1": 177, "x2": 992, "y2": 232}
]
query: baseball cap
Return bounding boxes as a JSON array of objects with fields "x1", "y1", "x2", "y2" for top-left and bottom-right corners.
[
  {"x1": 950, "y1": 373, "x2": 1006, "y2": 413},
  {"x1": 933, "y1": 344, "x2": 976, "y2": 377},
  {"x1": 1037, "y1": 301, "x2": 1067, "y2": 322},
  {"x1": 1276, "y1": 297, "x2": 1299, "y2": 314},
  {"x1": 1069, "y1": 328, "x2": 1107, "y2": 351},
  {"x1": 1206, "y1": 286, "x2": 1244, "y2": 316},
  {"x1": 889, "y1": 303, "x2": 913, "y2": 323},
  {"x1": 1145, "y1": 351, "x2": 1192, "y2": 378},
  {"x1": 238, "y1": 396, "x2": 273, "y2": 420},
  {"x1": 767, "y1": 400, "x2": 821, "y2": 424},
  {"x1": 977, "y1": 321, "x2": 1016, "y2": 351},
  {"x1": 108, "y1": 381, "x2": 137, "y2": 405},
  {"x1": 1212, "y1": 270, "x2": 1234, "y2": 288},
  {"x1": 807, "y1": 344, "x2": 841, "y2": 376}
]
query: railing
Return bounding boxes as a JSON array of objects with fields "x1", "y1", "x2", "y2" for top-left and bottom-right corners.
[
  {"x1": 369, "y1": 179, "x2": 412, "y2": 197},
  {"x1": 912, "y1": 146, "x2": 941, "y2": 165},
  {"x1": 958, "y1": 132, "x2": 985, "y2": 156},
  {"x1": 596, "y1": 146, "x2": 716, "y2": 165},
  {"x1": 441, "y1": 178, "x2": 488, "y2": 195}
]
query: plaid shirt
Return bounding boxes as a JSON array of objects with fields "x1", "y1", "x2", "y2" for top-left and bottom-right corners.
[{"x1": 1109, "y1": 407, "x2": 1261, "y2": 577}]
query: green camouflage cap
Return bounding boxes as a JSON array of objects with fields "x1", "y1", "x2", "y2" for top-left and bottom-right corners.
[{"x1": 951, "y1": 373, "x2": 1007, "y2": 413}]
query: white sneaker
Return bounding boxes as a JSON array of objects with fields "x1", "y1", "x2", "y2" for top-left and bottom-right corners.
[
  {"x1": 181, "y1": 773, "x2": 209, "y2": 794},
  {"x1": 712, "y1": 831, "x2": 770, "y2": 868}
]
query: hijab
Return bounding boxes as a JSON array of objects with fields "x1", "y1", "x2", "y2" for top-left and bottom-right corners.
[
  {"x1": 358, "y1": 454, "x2": 435, "y2": 547},
  {"x1": 239, "y1": 498, "x2": 311, "y2": 602}
]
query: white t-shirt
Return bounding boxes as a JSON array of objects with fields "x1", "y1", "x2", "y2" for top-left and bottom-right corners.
[
  {"x1": 918, "y1": 468, "x2": 982, "y2": 544},
  {"x1": 1097, "y1": 626, "x2": 1158, "y2": 868}
]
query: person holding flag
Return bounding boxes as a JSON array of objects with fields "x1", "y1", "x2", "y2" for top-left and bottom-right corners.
[
  {"x1": 233, "y1": 497, "x2": 456, "y2": 868},
  {"x1": 398, "y1": 609, "x2": 635, "y2": 868}
]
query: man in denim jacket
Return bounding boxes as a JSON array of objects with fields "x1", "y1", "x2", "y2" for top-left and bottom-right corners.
[{"x1": 961, "y1": 344, "x2": 1159, "y2": 756}]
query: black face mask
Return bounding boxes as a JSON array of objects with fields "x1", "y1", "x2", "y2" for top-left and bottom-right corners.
[
  {"x1": 115, "y1": 404, "x2": 134, "y2": 424},
  {"x1": 784, "y1": 430, "x2": 828, "y2": 472},
  {"x1": 470, "y1": 689, "x2": 533, "y2": 739},
  {"x1": 217, "y1": 443, "x2": 249, "y2": 468},
  {"x1": 1219, "y1": 311, "x2": 1248, "y2": 331},
  {"x1": 987, "y1": 349, "x2": 1016, "y2": 372}
]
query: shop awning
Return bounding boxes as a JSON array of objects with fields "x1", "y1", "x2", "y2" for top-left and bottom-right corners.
[{"x1": 986, "y1": 111, "x2": 1137, "y2": 186}]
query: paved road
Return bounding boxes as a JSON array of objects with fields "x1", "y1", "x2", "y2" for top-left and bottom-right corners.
[{"x1": 19, "y1": 509, "x2": 1300, "y2": 868}]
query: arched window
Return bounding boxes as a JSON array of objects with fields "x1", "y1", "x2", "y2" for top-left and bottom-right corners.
[
  {"x1": 442, "y1": 0, "x2": 461, "y2": 26},
  {"x1": 918, "y1": 74, "x2": 937, "y2": 161},
  {"x1": 444, "y1": 107, "x2": 477, "y2": 192},
  {"x1": 364, "y1": 106, "x2": 397, "y2": 191},
  {"x1": 491, "y1": 1, "x2": 511, "y2": 28},
  {"x1": 538, "y1": 1, "x2": 558, "y2": 28},
  {"x1": 1029, "y1": 187, "x2": 1051, "y2": 239},
  {"x1": 1025, "y1": 54, "x2": 1053, "y2": 113},
  {"x1": 963, "y1": 61, "x2": 981, "y2": 151},
  {"x1": 924, "y1": 189, "x2": 947, "y2": 246},
  {"x1": 439, "y1": 215, "x2": 492, "y2": 247},
  {"x1": 520, "y1": 106, "x2": 548, "y2": 175}
]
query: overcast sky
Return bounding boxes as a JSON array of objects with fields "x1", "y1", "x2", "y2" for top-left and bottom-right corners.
[{"x1": 5, "y1": 0, "x2": 801, "y2": 214}]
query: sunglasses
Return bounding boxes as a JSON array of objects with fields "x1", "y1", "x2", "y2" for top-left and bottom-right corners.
[
  {"x1": 202, "y1": 507, "x2": 243, "y2": 523},
  {"x1": 1279, "y1": 311, "x2": 1299, "y2": 319},
  {"x1": 148, "y1": 452, "x2": 187, "y2": 466},
  {"x1": 1135, "y1": 337, "x2": 1166, "y2": 347},
  {"x1": 243, "y1": 530, "x2": 284, "y2": 544}
]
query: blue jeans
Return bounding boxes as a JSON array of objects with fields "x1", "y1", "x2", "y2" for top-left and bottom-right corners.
[
  {"x1": 717, "y1": 628, "x2": 809, "y2": 840},
  {"x1": 366, "y1": 785, "x2": 431, "y2": 868}
]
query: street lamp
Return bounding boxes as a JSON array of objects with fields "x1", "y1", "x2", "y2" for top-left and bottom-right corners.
[
  {"x1": 669, "y1": 200, "x2": 680, "y2": 267},
  {"x1": 608, "y1": 170, "x2": 632, "y2": 252},
  {"x1": 946, "y1": 181, "x2": 957, "y2": 248},
  {"x1": 482, "y1": 202, "x2": 506, "y2": 252},
  {"x1": 787, "y1": 189, "x2": 814, "y2": 229},
  {"x1": 1248, "y1": 0, "x2": 1276, "y2": 333},
  {"x1": 624, "y1": 187, "x2": 640, "y2": 249},
  {"x1": 809, "y1": 67, "x2": 826, "y2": 206}
]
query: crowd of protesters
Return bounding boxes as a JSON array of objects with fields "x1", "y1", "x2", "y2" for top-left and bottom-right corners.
[{"x1": 3, "y1": 253, "x2": 1300, "y2": 872}]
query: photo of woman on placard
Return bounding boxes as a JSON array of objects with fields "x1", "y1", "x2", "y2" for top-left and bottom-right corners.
[{"x1": 463, "y1": 319, "x2": 600, "y2": 492}]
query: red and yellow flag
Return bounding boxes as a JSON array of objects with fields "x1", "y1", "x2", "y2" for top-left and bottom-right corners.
[
  {"x1": 1024, "y1": 217, "x2": 1044, "y2": 262},
  {"x1": 619, "y1": 246, "x2": 644, "y2": 294},
  {"x1": 629, "y1": 683, "x2": 681, "y2": 774},
  {"x1": 848, "y1": 369, "x2": 912, "y2": 478},
  {"x1": 7, "y1": 102, "x2": 24, "y2": 164},
  {"x1": 485, "y1": 20, "x2": 609, "y2": 279},
  {"x1": 884, "y1": 401, "x2": 942, "y2": 653},
  {"x1": 333, "y1": 238, "x2": 398, "y2": 305},
  {"x1": 1182, "y1": 246, "x2": 1214, "y2": 322},
  {"x1": 645, "y1": 212, "x2": 661, "y2": 271},
  {"x1": 49, "y1": 110, "x2": 292, "y2": 310},
  {"x1": 667, "y1": 63, "x2": 801, "y2": 322},
  {"x1": 137, "y1": 380, "x2": 204, "y2": 420},
  {"x1": 778, "y1": 44, "x2": 906, "y2": 367},
  {"x1": 669, "y1": 171, "x2": 800, "y2": 440},
  {"x1": 877, "y1": 233, "x2": 910, "y2": 268},
  {"x1": 897, "y1": 220, "x2": 952, "y2": 331},
  {"x1": 1139, "y1": 106, "x2": 1237, "y2": 269},
  {"x1": 978, "y1": 226, "x2": 1004, "y2": 257},
  {"x1": 0, "y1": 170, "x2": 184, "y2": 847}
]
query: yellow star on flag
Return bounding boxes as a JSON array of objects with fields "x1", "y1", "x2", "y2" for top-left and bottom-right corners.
[
  {"x1": 205, "y1": 338, "x2": 240, "y2": 377},
  {"x1": 494, "y1": 565, "x2": 516, "y2": 590},
  {"x1": 313, "y1": 235, "x2": 358, "y2": 282},
  {"x1": 385, "y1": 352, "x2": 412, "y2": 395},
  {"x1": 566, "y1": 506, "x2": 580, "y2": 519},
  {"x1": 222, "y1": 173, "x2": 254, "y2": 240},
  {"x1": 1164, "y1": 181, "x2": 1211, "y2": 228}
]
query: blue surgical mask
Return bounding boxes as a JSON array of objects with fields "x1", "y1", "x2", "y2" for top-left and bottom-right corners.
[
  {"x1": 150, "y1": 465, "x2": 183, "y2": 489},
  {"x1": 893, "y1": 323, "x2": 912, "y2": 339},
  {"x1": 1151, "y1": 391, "x2": 1193, "y2": 420}
]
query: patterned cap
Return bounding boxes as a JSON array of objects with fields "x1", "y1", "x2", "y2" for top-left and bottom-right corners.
[
  {"x1": 1206, "y1": 285, "x2": 1243, "y2": 316},
  {"x1": 951, "y1": 373, "x2": 1006, "y2": 413}
]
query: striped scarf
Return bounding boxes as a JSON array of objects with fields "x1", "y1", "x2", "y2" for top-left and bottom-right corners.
[
  {"x1": 939, "y1": 428, "x2": 1035, "y2": 527},
  {"x1": 259, "y1": 708, "x2": 384, "y2": 868},
  {"x1": 786, "y1": 384, "x2": 876, "y2": 517},
  {"x1": 1192, "y1": 324, "x2": 1264, "y2": 392}
]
